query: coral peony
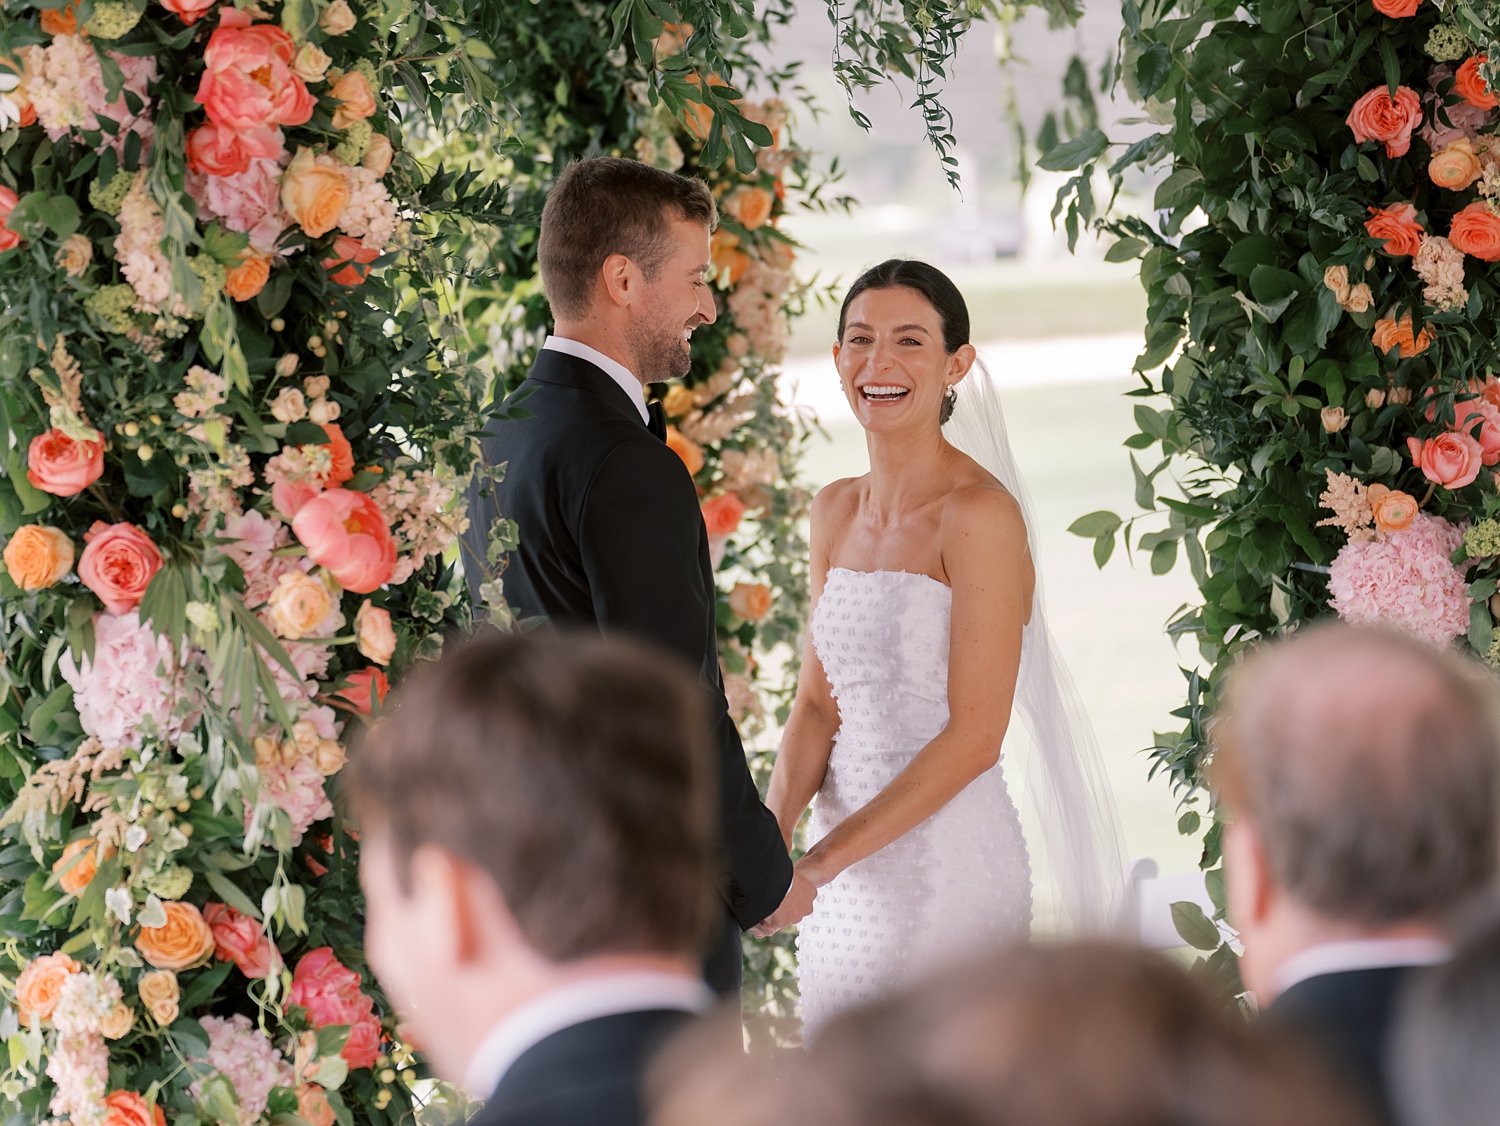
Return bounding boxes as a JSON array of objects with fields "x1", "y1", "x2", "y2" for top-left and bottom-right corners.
[
  {"x1": 3, "y1": 524, "x2": 74, "y2": 590},
  {"x1": 1364, "y1": 202, "x2": 1423, "y2": 256},
  {"x1": 196, "y1": 10, "x2": 315, "y2": 132},
  {"x1": 1451, "y1": 395, "x2": 1500, "y2": 465},
  {"x1": 291, "y1": 488, "x2": 397, "y2": 593},
  {"x1": 1329, "y1": 512, "x2": 1469, "y2": 646},
  {"x1": 289, "y1": 948, "x2": 380, "y2": 1068},
  {"x1": 27, "y1": 427, "x2": 105, "y2": 496},
  {"x1": 1346, "y1": 84, "x2": 1424, "y2": 157},
  {"x1": 78, "y1": 521, "x2": 163, "y2": 615},
  {"x1": 159, "y1": 0, "x2": 218, "y2": 24},
  {"x1": 185, "y1": 121, "x2": 284, "y2": 178}
]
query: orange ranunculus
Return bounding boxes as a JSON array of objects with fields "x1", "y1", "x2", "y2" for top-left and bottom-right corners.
[
  {"x1": 102, "y1": 1091, "x2": 166, "y2": 1126},
  {"x1": 39, "y1": 4, "x2": 76, "y2": 35},
  {"x1": 323, "y1": 235, "x2": 379, "y2": 287},
  {"x1": 52, "y1": 837, "x2": 113, "y2": 896},
  {"x1": 27, "y1": 426, "x2": 105, "y2": 496},
  {"x1": 1430, "y1": 140, "x2": 1483, "y2": 191},
  {"x1": 224, "y1": 252, "x2": 272, "y2": 302},
  {"x1": 725, "y1": 186, "x2": 774, "y2": 231},
  {"x1": 728, "y1": 581, "x2": 773, "y2": 621},
  {"x1": 15, "y1": 952, "x2": 79, "y2": 1025},
  {"x1": 1346, "y1": 85, "x2": 1423, "y2": 158},
  {"x1": 702, "y1": 492, "x2": 746, "y2": 538},
  {"x1": 196, "y1": 9, "x2": 315, "y2": 132},
  {"x1": 1365, "y1": 484, "x2": 1418, "y2": 533},
  {"x1": 1408, "y1": 431, "x2": 1483, "y2": 489},
  {"x1": 711, "y1": 229, "x2": 751, "y2": 286},
  {"x1": 291, "y1": 488, "x2": 397, "y2": 594},
  {"x1": 1364, "y1": 202, "x2": 1423, "y2": 257},
  {"x1": 78, "y1": 521, "x2": 163, "y2": 616},
  {"x1": 329, "y1": 70, "x2": 376, "y2": 130},
  {"x1": 1371, "y1": 311, "x2": 1435, "y2": 358},
  {"x1": 298, "y1": 1085, "x2": 336, "y2": 1126},
  {"x1": 3, "y1": 525, "x2": 74, "y2": 590},
  {"x1": 135, "y1": 901, "x2": 216, "y2": 971},
  {"x1": 320, "y1": 423, "x2": 355, "y2": 486},
  {"x1": 681, "y1": 73, "x2": 730, "y2": 141},
  {"x1": 1456, "y1": 55, "x2": 1499, "y2": 110},
  {"x1": 1372, "y1": 0, "x2": 1420, "y2": 15},
  {"x1": 354, "y1": 600, "x2": 396, "y2": 665},
  {"x1": 334, "y1": 667, "x2": 389, "y2": 716},
  {"x1": 1450, "y1": 201, "x2": 1500, "y2": 261},
  {"x1": 281, "y1": 147, "x2": 351, "y2": 239},
  {"x1": 204, "y1": 902, "x2": 280, "y2": 979},
  {"x1": 666, "y1": 426, "x2": 705, "y2": 476}
]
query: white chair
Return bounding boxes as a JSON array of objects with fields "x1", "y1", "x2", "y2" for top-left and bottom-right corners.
[{"x1": 1114, "y1": 857, "x2": 1236, "y2": 950}]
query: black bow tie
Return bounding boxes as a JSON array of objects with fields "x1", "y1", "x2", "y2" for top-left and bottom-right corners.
[{"x1": 646, "y1": 400, "x2": 667, "y2": 441}]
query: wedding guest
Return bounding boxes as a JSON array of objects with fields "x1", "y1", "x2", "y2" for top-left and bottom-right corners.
[
  {"x1": 1211, "y1": 622, "x2": 1500, "y2": 1124},
  {"x1": 345, "y1": 629, "x2": 720, "y2": 1126},
  {"x1": 648, "y1": 942, "x2": 1375, "y2": 1126},
  {"x1": 1391, "y1": 908, "x2": 1500, "y2": 1126}
]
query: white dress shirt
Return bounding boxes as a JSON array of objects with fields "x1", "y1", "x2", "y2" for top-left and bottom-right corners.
[
  {"x1": 461, "y1": 971, "x2": 713, "y2": 1099},
  {"x1": 542, "y1": 335, "x2": 649, "y2": 424},
  {"x1": 1271, "y1": 936, "x2": 1450, "y2": 997}
]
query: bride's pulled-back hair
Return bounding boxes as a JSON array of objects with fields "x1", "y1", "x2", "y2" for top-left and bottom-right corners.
[{"x1": 836, "y1": 259, "x2": 971, "y2": 354}]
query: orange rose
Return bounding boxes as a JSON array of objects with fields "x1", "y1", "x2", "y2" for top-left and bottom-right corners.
[
  {"x1": 702, "y1": 492, "x2": 746, "y2": 538},
  {"x1": 1450, "y1": 201, "x2": 1500, "y2": 261},
  {"x1": 1364, "y1": 202, "x2": 1423, "y2": 257},
  {"x1": 224, "y1": 253, "x2": 271, "y2": 302},
  {"x1": 137, "y1": 969, "x2": 179, "y2": 1025},
  {"x1": 1430, "y1": 140, "x2": 1483, "y2": 191},
  {"x1": 330, "y1": 70, "x2": 376, "y2": 130},
  {"x1": 681, "y1": 73, "x2": 730, "y2": 141},
  {"x1": 298, "y1": 1085, "x2": 336, "y2": 1126},
  {"x1": 15, "y1": 952, "x2": 79, "y2": 1025},
  {"x1": 78, "y1": 521, "x2": 163, "y2": 616},
  {"x1": 103, "y1": 1091, "x2": 166, "y2": 1126},
  {"x1": 267, "y1": 570, "x2": 338, "y2": 641},
  {"x1": 135, "y1": 901, "x2": 215, "y2": 970},
  {"x1": 39, "y1": 4, "x2": 77, "y2": 35},
  {"x1": 1456, "y1": 55, "x2": 1499, "y2": 110},
  {"x1": 1371, "y1": 311, "x2": 1434, "y2": 358},
  {"x1": 728, "y1": 581, "x2": 772, "y2": 621},
  {"x1": 3, "y1": 525, "x2": 74, "y2": 590},
  {"x1": 52, "y1": 837, "x2": 112, "y2": 896},
  {"x1": 1365, "y1": 483, "x2": 1418, "y2": 533},
  {"x1": 666, "y1": 426, "x2": 705, "y2": 476},
  {"x1": 711, "y1": 229, "x2": 751, "y2": 286},
  {"x1": 725, "y1": 186, "x2": 774, "y2": 231},
  {"x1": 27, "y1": 426, "x2": 105, "y2": 496},
  {"x1": 281, "y1": 147, "x2": 350, "y2": 239},
  {"x1": 1346, "y1": 85, "x2": 1423, "y2": 158},
  {"x1": 1372, "y1": 0, "x2": 1420, "y2": 14}
]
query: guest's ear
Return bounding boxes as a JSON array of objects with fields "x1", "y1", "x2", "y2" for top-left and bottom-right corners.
[{"x1": 1224, "y1": 818, "x2": 1274, "y2": 929}]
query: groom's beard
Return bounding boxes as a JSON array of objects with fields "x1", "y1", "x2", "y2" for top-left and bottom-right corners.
[{"x1": 630, "y1": 315, "x2": 694, "y2": 383}]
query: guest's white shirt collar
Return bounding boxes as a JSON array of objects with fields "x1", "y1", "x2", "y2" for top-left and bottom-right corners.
[
  {"x1": 542, "y1": 335, "x2": 649, "y2": 424},
  {"x1": 1272, "y1": 937, "x2": 1450, "y2": 997},
  {"x1": 461, "y1": 970, "x2": 712, "y2": 1099}
]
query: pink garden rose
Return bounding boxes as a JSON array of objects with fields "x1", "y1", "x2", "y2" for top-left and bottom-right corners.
[
  {"x1": 1347, "y1": 84, "x2": 1423, "y2": 157},
  {"x1": 159, "y1": 0, "x2": 219, "y2": 24},
  {"x1": 289, "y1": 948, "x2": 381, "y2": 1069},
  {"x1": 1408, "y1": 431, "x2": 1484, "y2": 488},
  {"x1": 0, "y1": 185, "x2": 20, "y2": 252},
  {"x1": 27, "y1": 427, "x2": 105, "y2": 496},
  {"x1": 291, "y1": 489, "x2": 397, "y2": 594},
  {"x1": 78, "y1": 522, "x2": 163, "y2": 614},
  {"x1": 1451, "y1": 395, "x2": 1500, "y2": 466},
  {"x1": 196, "y1": 10, "x2": 315, "y2": 133},
  {"x1": 204, "y1": 903, "x2": 280, "y2": 980}
]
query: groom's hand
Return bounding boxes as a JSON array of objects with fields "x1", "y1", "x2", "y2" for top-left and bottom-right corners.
[{"x1": 749, "y1": 870, "x2": 818, "y2": 937}]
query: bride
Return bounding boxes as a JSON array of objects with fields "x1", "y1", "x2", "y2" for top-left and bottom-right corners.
[{"x1": 762, "y1": 260, "x2": 1121, "y2": 1030}]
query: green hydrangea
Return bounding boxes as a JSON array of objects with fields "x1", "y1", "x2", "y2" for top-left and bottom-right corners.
[
  {"x1": 1464, "y1": 518, "x2": 1500, "y2": 558},
  {"x1": 189, "y1": 255, "x2": 227, "y2": 299},
  {"x1": 144, "y1": 865, "x2": 193, "y2": 901},
  {"x1": 88, "y1": 170, "x2": 133, "y2": 216},
  {"x1": 84, "y1": 284, "x2": 138, "y2": 335},
  {"x1": 1425, "y1": 25, "x2": 1470, "y2": 63},
  {"x1": 85, "y1": 0, "x2": 146, "y2": 39},
  {"x1": 334, "y1": 119, "x2": 373, "y2": 165},
  {"x1": 352, "y1": 59, "x2": 378, "y2": 87}
]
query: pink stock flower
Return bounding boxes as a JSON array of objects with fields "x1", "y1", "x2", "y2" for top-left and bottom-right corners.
[
  {"x1": 1329, "y1": 511, "x2": 1470, "y2": 647},
  {"x1": 196, "y1": 11, "x2": 315, "y2": 132},
  {"x1": 1408, "y1": 431, "x2": 1484, "y2": 488},
  {"x1": 291, "y1": 489, "x2": 397, "y2": 593},
  {"x1": 290, "y1": 948, "x2": 381, "y2": 1069}
]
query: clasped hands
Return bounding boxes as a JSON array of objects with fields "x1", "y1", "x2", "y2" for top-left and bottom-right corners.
[{"x1": 749, "y1": 856, "x2": 829, "y2": 938}]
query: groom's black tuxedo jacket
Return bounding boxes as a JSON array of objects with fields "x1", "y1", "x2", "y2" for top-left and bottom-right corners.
[{"x1": 463, "y1": 347, "x2": 793, "y2": 990}]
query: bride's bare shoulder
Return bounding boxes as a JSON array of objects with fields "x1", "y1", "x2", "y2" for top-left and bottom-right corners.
[
  {"x1": 939, "y1": 478, "x2": 1026, "y2": 544},
  {"x1": 811, "y1": 476, "x2": 865, "y2": 521}
]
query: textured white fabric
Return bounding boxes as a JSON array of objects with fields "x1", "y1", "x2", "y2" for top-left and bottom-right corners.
[{"x1": 796, "y1": 567, "x2": 1032, "y2": 1033}]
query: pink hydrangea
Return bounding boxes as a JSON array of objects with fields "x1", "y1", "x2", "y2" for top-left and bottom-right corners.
[
  {"x1": 290, "y1": 948, "x2": 381, "y2": 1069},
  {"x1": 1328, "y1": 512, "x2": 1470, "y2": 646},
  {"x1": 190, "y1": 1014, "x2": 292, "y2": 1125},
  {"x1": 20, "y1": 37, "x2": 156, "y2": 153},
  {"x1": 60, "y1": 612, "x2": 197, "y2": 751},
  {"x1": 186, "y1": 156, "x2": 291, "y2": 256},
  {"x1": 256, "y1": 756, "x2": 333, "y2": 844},
  {"x1": 221, "y1": 509, "x2": 299, "y2": 607}
]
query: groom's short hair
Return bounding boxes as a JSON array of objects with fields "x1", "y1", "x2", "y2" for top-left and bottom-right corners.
[
  {"x1": 345, "y1": 628, "x2": 718, "y2": 962},
  {"x1": 539, "y1": 156, "x2": 716, "y2": 321}
]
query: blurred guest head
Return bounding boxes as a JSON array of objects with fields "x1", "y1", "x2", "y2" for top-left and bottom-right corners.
[
  {"x1": 1211, "y1": 622, "x2": 1500, "y2": 1002},
  {"x1": 650, "y1": 942, "x2": 1374, "y2": 1126},
  {"x1": 345, "y1": 628, "x2": 717, "y2": 1086},
  {"x1": 1392, "y1": 908, "x2": 1500, "y2": 1126}
]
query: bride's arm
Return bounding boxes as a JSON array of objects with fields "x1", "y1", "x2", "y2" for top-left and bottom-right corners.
[
  {"x1": 765, "y1": 484, "x2": 844, "y2": 847},
  {"x1": 795, "y1": 485, "x2": 1032, "y2": 887}
]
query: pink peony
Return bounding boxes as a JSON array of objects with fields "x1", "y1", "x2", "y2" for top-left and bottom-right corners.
[
  {"x1": 291, "y1": 489, "x2": 397, "y2": 594},
  {"x1": 1408, "y1": 431, "x2": 1484, "y2": 488},
  {"x1": 78, "y1": 521, "x2": 163, "y2": 615},
  {"x1": 160, "y1": 0, "x2": 219, "y2": 24},
  {"x1": 60, "y1": 612, "x2": 196, "y2": 750},
  {"x1": 1329, "y1": 512, "x2": 1469, "y2": 647},
  {"x1": 290, "y1": 948, "x2": 381, "y2": 1069},
  {"x1": 189, "y1": 1014, "x2": 292, "y2": 1124},
  {"x1": 196, "y1": 10, "x2": 315, "y2": 133},
  {"x1": 204, "y1": 903, "x2": 281, "y2": 980}
]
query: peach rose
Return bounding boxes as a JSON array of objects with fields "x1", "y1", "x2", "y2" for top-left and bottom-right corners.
[
  {"x1": 725, "y1": 186, "x2": 774, "y2": 231},
  {"x1": 159, "y1": 0, "x2": 217, "y2": 24},
  {"x1": 186, "y1": 121, "x2": 285, "y2": 179},
  {"x1": 666, "y1": 426, "x2": 705, "y2": 476},
  {"x1": 311, "y1": 737, "x2": 346, "y2": 776},
  {"x1": 282, "y1": 147, "x2": 351, "y2": 239},
  {"x1": 354, "y1": 600, "x2": 395, "y2": 665},
  {"x1": 291, "y1": 488, "x2": 397, "y2": 594},
  {"x1": 15, "y1": 952, "x2": 79, "y2": 1024},
  {"x1": 197, "y1": 10, "x2": 315, "y2": 131},
  {"x1": 78, "y1": 522, "x2": 163, "y2": 616},
  {"x1": 1456, "y1": 55, "x2": 1499, "y2": 110},
  {"x1": 103, "y1": 1091, "x2": 166, "y2": 1126},
  {"x1": 662, "y1": 385, "x2": 695, "y2": 418},
  {"x1": 271, "y1": 388, "x2": 307, "y2": 424},
  {"x1": 1371, "y1": 311, "x2": 1434, "y2": 358},
  {"x1": 39, "y1": 4, "x2": 76, "y2": 35},
  {"x1": 1365, "y1": 483, "x2": 1418, "y2": 533},
  {"x1": 268, "y1": 570, "x2": 337, "y2": 641},
  {"x1": 1323, "y1": 264, "x2": 1351, "y2": 303},
  {"x1": 702, "y1": 492, "x2": 746, "y2": 538},
  {"x1": 1346, "y1": 85, "x2": 1423, "y2": 158},
  {"x1": 27, "y1": 427, "x2": 105, "y2": 496},
  {"x1": 4, "y1": 525, "x2": 74, "y2": 590},
  {"x1": 135, "y1": 901, "x2": 215, "y2": 971},
  {"x1": 334, "y1": 666, "x2": 389, "y2": 716},
  {"x1": 137, "y1": 969, "x2": 179, "y2": 1025},
  {"x1": 1430, "y1": 140, "x2": 1483, "y2": 191},
  {"x1": 55, "y1": 233, "x2": 92, "y2": 277},
  {"x1": 1344, "y1": 283, "x2": 1374, "y2": 313},
  {"x1": 0, "y1": 185, "x2": 18, "y2": 253},
  {"x1": 52, "y1": 837, "x2": 112, "y2": 896},
  {"x1": 711, "y1": 229, "x2": 751, "y2": 286},
  {"x1": 1408, "y1": 431, "x2": 1483, "y2": 488},
  {"x1": 320, "y1": 0, "x2": 357, "y2": 34},
  {"x1": 1321, "y1": 406, "x2": 1348, "y2": 433},
  {"x1": 224, "y1": 252, "x2": 271, "y2": 302},
  {"x1": 204, "y1": 902, "x2": 280, "y2": 980},
  {"x1": 323, "y1": 235, "x2": 379, "y2": 287},
  {"x1": 362, "y1": 133, "x2": 394, "y2": 177},
  {"x1": 298, "y1": 1085, "x2": 336, "y2": 1126},
  {"x1": 1372, "y1": 0, "x2": 1420, "y2": 15},
  {"x1": 1450, "y1": 201, "x2": 1500, "y2": 261},
  {"x1": 728, "y1": 581, "x2": 772, "y2": 621},
  {"x1": 330, "y1": 70, "x2": 376, "y2": 130},
  {"x1": 100, "y1": 1002, "x2": 135, "y2": 1040},
  {"x1": 293, "y1": 43, "x2": 332, "y2": 83},
  {"x1": 1364, "y1": 202, "x2": 1423, "y2": 257}
]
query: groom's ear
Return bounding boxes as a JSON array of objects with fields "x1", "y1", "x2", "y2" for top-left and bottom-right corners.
[{"x1": 600, "y1": 253, "x2": 638, "y2": 309}]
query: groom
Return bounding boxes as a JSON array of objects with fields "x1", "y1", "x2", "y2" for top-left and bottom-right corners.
[{"x1": 464, "y1": 157, "x2": 811, "y2": 993}]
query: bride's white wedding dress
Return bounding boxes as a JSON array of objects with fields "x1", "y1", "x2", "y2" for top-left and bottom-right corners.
[{"x1": 796, "y1": 566, "x2": 1033, "y2": 1031}]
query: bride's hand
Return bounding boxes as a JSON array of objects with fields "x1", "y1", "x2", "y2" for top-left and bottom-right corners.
[{"x1": 794, "y1": 851, "x2": 834, "y2": 889}]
